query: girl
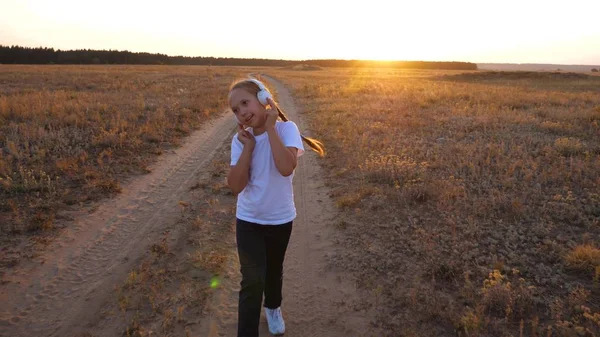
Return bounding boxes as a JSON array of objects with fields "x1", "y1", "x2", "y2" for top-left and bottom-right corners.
[{"x1": 227, "y1": 78, "x2": 324, "y2": 337}]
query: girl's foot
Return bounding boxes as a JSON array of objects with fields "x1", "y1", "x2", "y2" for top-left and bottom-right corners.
[{"x1": 265, "y1": 307, "x2": 285, "y2": 335}]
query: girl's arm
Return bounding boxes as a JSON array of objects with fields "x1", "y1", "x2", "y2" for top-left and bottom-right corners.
[
  {"x1": 264, "y1": 98, "x2": 299, "y2": 177},
  {"x1": 227, "y1": 126, "x2": 255, "y2": 194},
  {"x1": 267, "y1": 127, "x2": 297, "y2": 177},
  {"x1": 227, "y1": 146, "x2": 253, "y2": 194}
]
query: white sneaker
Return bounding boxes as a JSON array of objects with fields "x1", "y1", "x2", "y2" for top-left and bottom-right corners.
[{"x1": 265, "y1": 307, "x2": 285, "y2": 335}]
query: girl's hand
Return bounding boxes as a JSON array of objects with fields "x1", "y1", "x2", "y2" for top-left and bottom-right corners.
[
  {"x1": 265, "y1": 97, "x2": 278, "y2": 130},
  {"x1": 237, "y1": 124, "x2": 256, "y2": 149}
]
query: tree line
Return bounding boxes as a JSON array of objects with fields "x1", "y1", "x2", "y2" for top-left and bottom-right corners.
[{"x1": 0, "y1": 45, "x2": 478, "y2": 70}]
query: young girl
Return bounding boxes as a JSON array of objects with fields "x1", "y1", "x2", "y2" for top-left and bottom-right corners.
[{"x1": 227, "y1": 78, "x2": 324, "y2": 337}]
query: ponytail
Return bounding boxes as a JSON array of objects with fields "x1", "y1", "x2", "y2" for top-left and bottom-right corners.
[{"x1": 273, "y1": 103, "x2": 325, "y2": 157}]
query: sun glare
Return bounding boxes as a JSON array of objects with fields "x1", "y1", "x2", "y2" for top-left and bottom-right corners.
[{"x1": 1, "y1": 0, "x2": 599, "y2": 64}]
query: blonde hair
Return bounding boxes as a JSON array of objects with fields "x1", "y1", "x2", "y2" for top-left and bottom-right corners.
[{"x1": 229, "y1": 79, "x2": 325, "y2": 157}]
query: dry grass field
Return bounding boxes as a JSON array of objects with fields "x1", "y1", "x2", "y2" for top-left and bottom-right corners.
[
  {"x1": 0, "y1": 65, "x2": 248, "y2": 271},
  {"x1": 266, "y1": 68, "x2": 600, "y2": 336},
  {"x1": 1, "y1": 65, "x2": 599, "y2": 336}
]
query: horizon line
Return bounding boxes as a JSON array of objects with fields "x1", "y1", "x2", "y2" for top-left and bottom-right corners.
[{"x1": 1, "y1": 44, "x2": 599, "y2": 67}]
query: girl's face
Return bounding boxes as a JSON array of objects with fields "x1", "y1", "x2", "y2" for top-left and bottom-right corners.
[{"x1": 229, "y1": 88, "x2": 267, "y2": 128}]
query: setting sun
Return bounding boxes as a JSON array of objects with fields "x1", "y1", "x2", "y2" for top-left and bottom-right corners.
[{"x1": 2, "y1": 0, "x2": 599, "y2": 64}]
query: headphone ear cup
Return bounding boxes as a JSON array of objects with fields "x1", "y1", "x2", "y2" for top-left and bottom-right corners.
[{"x1": 257, "y1": 90, "x2": 272, "y2": 106}]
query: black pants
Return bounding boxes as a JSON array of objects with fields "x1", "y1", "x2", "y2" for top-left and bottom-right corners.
[{"x1": 236, "y1": 218, "x2": 293, "y2": 337}]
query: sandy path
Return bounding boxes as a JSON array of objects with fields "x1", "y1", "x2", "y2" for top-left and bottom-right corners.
[
  {"x1": 0, "y1": 113, "x2": 237, "y2": 337},
  {"x1": 198, "y1": 76, "x2": 376, "y2": 337}
]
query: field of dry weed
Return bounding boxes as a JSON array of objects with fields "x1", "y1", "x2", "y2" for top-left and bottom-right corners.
[
  {"x1": 268, "y1": 68, "x2": 600, "y2": 336},
  {"x1": 2, "y1": 65, "x2": 599, "y2": 336},
  {"x1": 0, "y1": 65, "x2": 248, "y2": 272}
]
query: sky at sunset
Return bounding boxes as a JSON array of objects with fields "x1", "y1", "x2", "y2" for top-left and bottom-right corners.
[{"x1": 1, "y1": 0, "x2": 599, "y2": 65}]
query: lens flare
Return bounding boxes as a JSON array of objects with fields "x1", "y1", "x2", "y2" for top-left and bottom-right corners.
[{"x1": 210, "y1": 276, "x2": 220, "y2": 289}]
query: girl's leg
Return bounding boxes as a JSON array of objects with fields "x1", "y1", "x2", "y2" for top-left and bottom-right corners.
[
  {"x1": 263, "y1": 221, "x2": 293, "y2": 309},
  {"x1": 236, "y1": 219, "x2": 266, "y2": 337}
]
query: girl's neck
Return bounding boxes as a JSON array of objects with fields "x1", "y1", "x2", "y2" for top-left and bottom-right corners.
[{"x1": 252, "y1": 123, "x2": 268, "y2": 136}]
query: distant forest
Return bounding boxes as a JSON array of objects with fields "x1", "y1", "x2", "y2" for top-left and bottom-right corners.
[{"x1": 0, "y1": 45, "x2": 477, "y2": 70}]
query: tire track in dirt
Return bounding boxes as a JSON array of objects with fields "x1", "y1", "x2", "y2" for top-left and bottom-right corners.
[
  {"x1": 0, "y1": 112, "x2": 237, "y2": 337},
  {"x1": 197, "y1": 76, "x2": 378, "y2": 337}
]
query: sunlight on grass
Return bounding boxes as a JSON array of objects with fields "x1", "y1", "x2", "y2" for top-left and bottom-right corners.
[
  {"x1": 270, "y1": 67, "x2": 600, "y2": 336},
  {"x1": 0, "y1": 65, "x2": 246, "y2": 238}
]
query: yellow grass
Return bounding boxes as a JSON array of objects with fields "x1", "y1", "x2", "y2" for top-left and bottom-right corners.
[
  {"x1": 566, "y1": 245, "x2": 600, "y2": 272},
  {"x1": 267, "y1": 67, "x2": 600, "y2": 336},
  {"x1": 3, "y1": 65, "x2": 599, "y2": 335},
  {"x1": 0, "y1": 65, "x2": 247, "y2": 238}
]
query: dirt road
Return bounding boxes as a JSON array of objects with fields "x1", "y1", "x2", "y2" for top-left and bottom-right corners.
[{"x1": 197, "y1": 76, "x2": 376, "y2": 337}]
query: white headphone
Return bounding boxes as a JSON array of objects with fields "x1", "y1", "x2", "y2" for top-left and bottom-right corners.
[{"x1": 248, "y1": 78, "x2": 272, "y2": 106}]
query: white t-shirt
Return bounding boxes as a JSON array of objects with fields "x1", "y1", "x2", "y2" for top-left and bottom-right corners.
[{"x1": 230, "y1": 121, "x2": 305, "y2": 225}]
